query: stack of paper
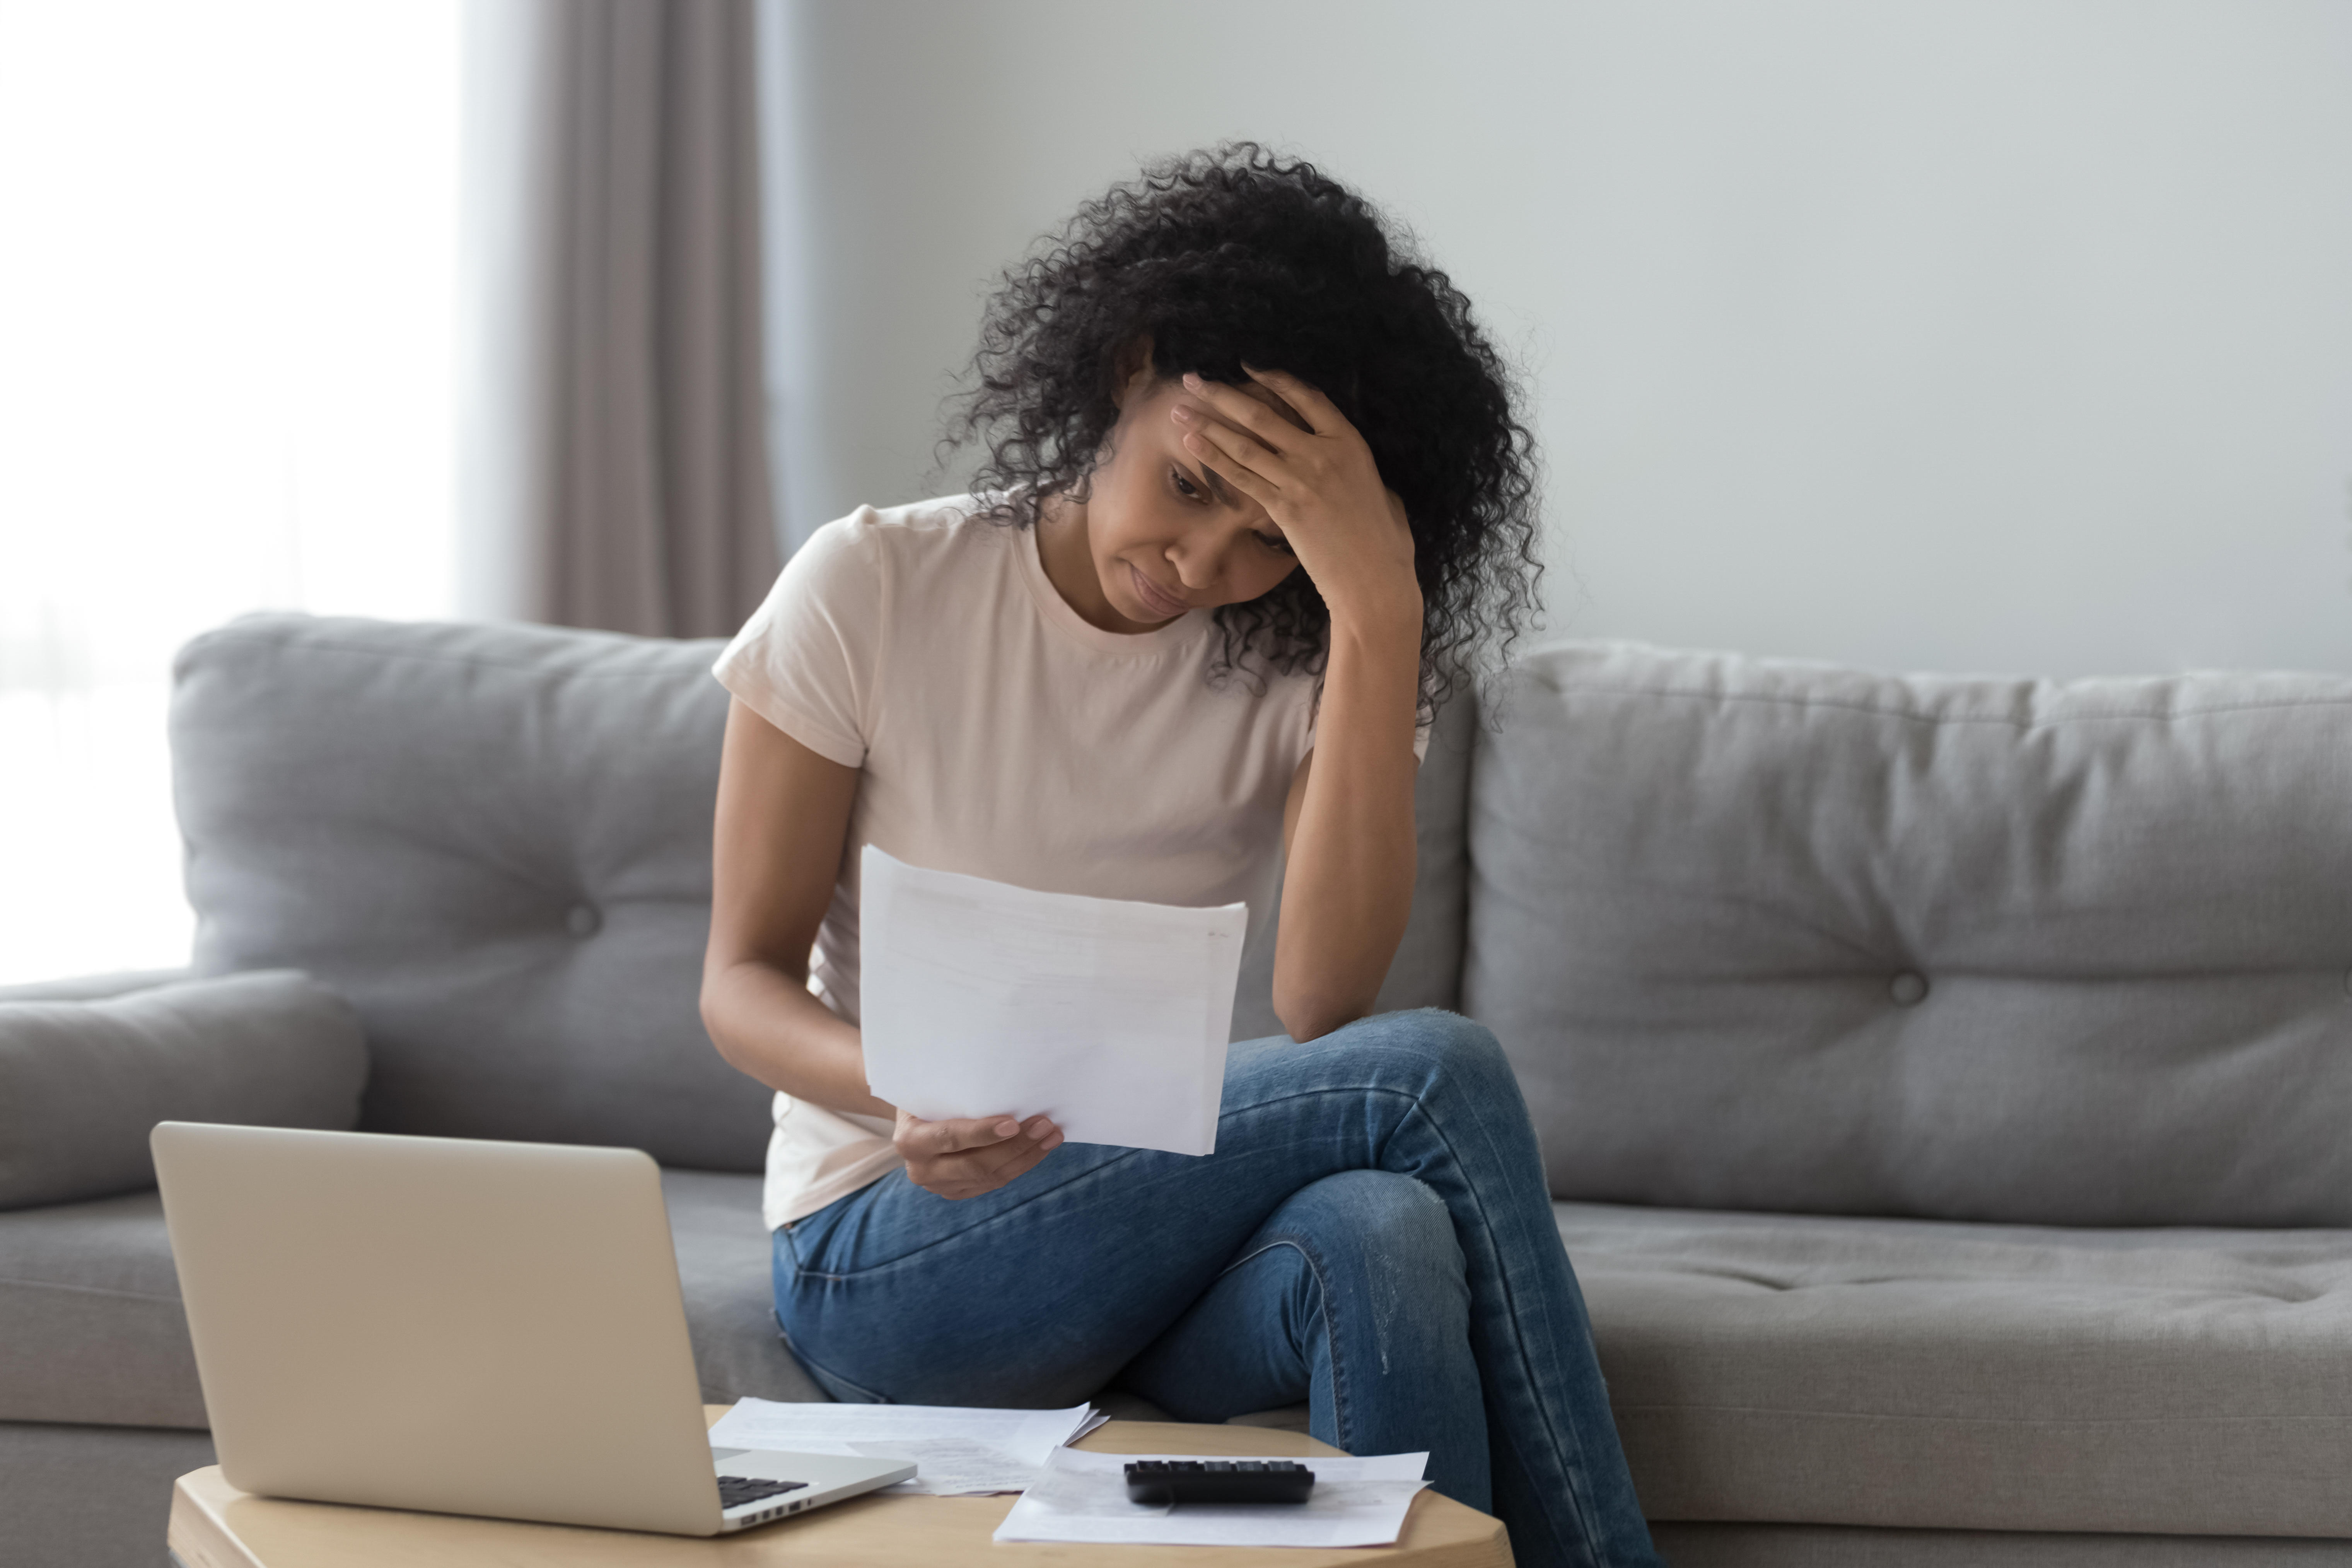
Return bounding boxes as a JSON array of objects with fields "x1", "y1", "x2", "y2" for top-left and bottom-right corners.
[
  {"x1": 857, "y1": 847, "x2": 1248, "y2": 1156},
  {"x1": 707, "y1": 1397, "x2": 1107, "y2": 1495},
  {"x1": 994, "y1": 1447, "x2": 1432, "y2": 1548}
]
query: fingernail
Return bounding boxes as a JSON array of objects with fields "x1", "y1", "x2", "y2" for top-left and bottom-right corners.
[
  {"x1": 1170, "y1": 404, "x2": 1193, "y2": 420},
  {"x1": 1182, "y1": 372, "x2": 1202, "y2": 389},
  {"x1": 997, "y1": 1120, "x2": 1019, "y2": 1137}
]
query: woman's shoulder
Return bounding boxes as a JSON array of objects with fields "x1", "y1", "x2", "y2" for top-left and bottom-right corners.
[
  {"x1": 809, "y1": 493, "x2": 1000, "y2": 551},
  {"x1": 773, "y1": 494, "x2": 1001, "y2": 593}
]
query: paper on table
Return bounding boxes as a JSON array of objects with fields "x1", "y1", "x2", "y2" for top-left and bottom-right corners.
[
  {"x1": 994, "y1": 1448, "x2": 1432, "y2": 1548},
  {"x1": 857, "y1": 847, "x2": 1247, "y2": 1156},
  {"x1": 707, "y1": 1397, "x2": 1096, "y2": 1495},
  {"x1": 841, "y1": 1438, "x2": 1039, "y2": 1496}
]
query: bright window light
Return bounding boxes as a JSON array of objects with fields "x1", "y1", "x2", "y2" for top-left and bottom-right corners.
[{"x1": 0, "y1": 1, "x2": 460, "y2": 985}]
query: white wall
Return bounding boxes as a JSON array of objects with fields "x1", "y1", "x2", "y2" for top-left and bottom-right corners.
[{"x1": 758, "y1": 0, "x2": 2352, "y2": 679}]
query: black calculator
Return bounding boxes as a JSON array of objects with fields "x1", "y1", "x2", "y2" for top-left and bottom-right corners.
[{"x1": 1123, "y1": 1459, "x2": 1316, "y2": 1505}]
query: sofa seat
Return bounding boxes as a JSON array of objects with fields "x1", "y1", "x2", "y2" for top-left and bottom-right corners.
[
  {"x1": 0, "y1": 1167, "x2": 817, "y2": 1434},
  {"x1": 659, "y1": 1169, "x2": 824, "y2": 1404},
  {"x1": 1562, "y1": 1201, "x2": 2352, "y2": 1539},
  {"x1": 0, "y1": 1190, "x2": 207, "y2": 1428}
]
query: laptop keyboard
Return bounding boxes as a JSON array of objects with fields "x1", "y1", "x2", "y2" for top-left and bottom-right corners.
[{"x1": 718, "y1": 1475, "x2": 811, "y2": 1510}]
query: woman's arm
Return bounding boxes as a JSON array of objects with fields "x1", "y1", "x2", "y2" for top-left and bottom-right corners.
[
  {"x1": 1173, "y1": 369, "x2": 1426, "y2": 1041},
  {"x1": 700, "y1": 698, "x2": 1060, "y2": 1194},
  {"x1": 1273, "y1": 617, "x2": 1422, "y2": 1039},
  {"x1": 701, "y1": 698, "x2": 888, "y2": 1115}
]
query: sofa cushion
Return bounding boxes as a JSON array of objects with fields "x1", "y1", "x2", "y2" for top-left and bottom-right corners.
[
  {"x1": 0, "y1": 971, "x2": 367, "y2": 1210},
  {"x1": 1646, "y1": 1523, "x2": 2352, "y2": 1566},
  {"x1": 0, "y1": 1190, "x2": 207, "y2": 1427},
  {"x1": 660, "y1": 1169, "x2": 825, "y2": 1405},
  {"x1": 171, "y1": 614, "x2": 772, "y2": 1170},
  {"x1": 1565, "y1": 1201, "x2": 2352, "y2": 1537},
  {"x1": 1468, "y1": 642, "x2": 2352, "y2": 1227},
  {"x1": 0, "y1": 1421, "x2": 220, "y2": 1568},
  {"x1": 0, "y1": 1168, "x2": 817, "y2": 1428}
]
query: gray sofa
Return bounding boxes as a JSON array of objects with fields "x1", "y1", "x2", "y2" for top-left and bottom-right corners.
[{"x1": 3, "y1": 611, "x2": 2347, "y2": 1566}]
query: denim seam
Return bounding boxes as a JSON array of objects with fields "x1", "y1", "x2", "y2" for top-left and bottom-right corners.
[
  {"x1": 776, "y1": 1056, "x2": 1618, "y2": 1561},
  {"x1": 789, "y1": 1076, "x2": 1494, "y2": 1282},
  {"x1": 775, "y1": 1319, "x2": 893, "y2": 1405},
  {"x1": 783, "y1": 1155, "x2": 1150, "y2": 1281},
  {"x1": 1224, "y1": 1075, "x2": 1588, "y2": 1533},
  {"x1": 1375, "y1": 1082, "x2": 1615, "y2": 1568},
  {"x1": 1401, "y1": 1090, "x2": 1609, "y2": 1568},
  {"x1": 805, "y1": 1085, "x2": 1398, "y2": 1281},
  {"x1": 771, "y1": 1243, "x2": 896, "y2": 1404},
  {"x1": 1215, "y1": 1236, "x2": 1352, "y2": 1455}
]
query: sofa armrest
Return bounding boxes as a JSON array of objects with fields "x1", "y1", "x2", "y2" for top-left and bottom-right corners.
[
  {"x1": 0, "y1": 968, "x2": 198, "y2": 1005},
  {"x1": 0, "y1": 970, "x2": 367, "y2": 1210}
]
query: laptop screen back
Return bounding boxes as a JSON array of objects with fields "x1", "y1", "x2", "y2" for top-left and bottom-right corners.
[{"x1": 153, "y1": 1123, "x2": 724, "y2": 1535}]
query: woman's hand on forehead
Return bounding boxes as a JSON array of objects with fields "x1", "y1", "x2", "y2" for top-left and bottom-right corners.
[{"x1": 1169, "y1": 367, "x2": 1420, "y2": 634}]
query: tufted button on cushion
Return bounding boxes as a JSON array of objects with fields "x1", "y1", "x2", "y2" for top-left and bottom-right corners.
[
  {"x1": 566, "y1": 904, "x2": 602, "y2": 938},
  {"x1": 1887, "y1": 971, "x2": 1928, "y2": 1007},
  {"x1": 1467, "y1": 642, "x2": 2352, "y2": 1228}
]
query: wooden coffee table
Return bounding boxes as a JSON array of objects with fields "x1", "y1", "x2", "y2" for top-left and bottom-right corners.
[{"x1": 168, "y1": 1408, "x2": 1512, "y2": 1567}]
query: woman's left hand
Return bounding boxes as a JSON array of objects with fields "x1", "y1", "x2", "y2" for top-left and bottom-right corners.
[{"x1": 1171, "y1": 368, "x2": 1422, "y2": 635}]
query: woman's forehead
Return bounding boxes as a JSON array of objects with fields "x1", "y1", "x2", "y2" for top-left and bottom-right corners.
[{"x1": 1159, "y1": 375, "x2": 1311, "y2": 433}]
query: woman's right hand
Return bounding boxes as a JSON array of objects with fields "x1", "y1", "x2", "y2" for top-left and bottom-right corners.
[{"x1": 894, "y1": 1109, "x2": 1063, "y2": 1200}]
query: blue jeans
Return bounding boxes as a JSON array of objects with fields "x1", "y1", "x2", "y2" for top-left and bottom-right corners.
[{"x1": 771, "y1": 1010, "x2": 1661, "y2": 1568}]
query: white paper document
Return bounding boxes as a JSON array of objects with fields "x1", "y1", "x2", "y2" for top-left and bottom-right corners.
[
  {"x1": 840, "y1": 1437, "x2": 1039, "y2": 1496},
  {"x1": 857, "y1": 847, "x2": 1248, "y2": 1156},
  {"x1": 994, "y1": 1448, "x2": 1432, "y2": 1549},
  {"x1": 707, "y1": 1397, "x2": 1096, "y2": 1495}
]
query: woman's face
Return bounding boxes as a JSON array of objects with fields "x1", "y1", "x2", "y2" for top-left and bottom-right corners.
[{"x1": 1075, "y1": 370, "x2": 1307, "y2": 631}]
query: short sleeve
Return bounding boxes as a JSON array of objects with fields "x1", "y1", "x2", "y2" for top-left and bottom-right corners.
[{"x1": 711, "y1": 515, "x2": 882, "y2": 767}]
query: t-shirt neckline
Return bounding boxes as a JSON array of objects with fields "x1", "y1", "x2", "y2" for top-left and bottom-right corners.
[{"x1": 1013, "y1": 508, "x2": 1213, "y2": 659}]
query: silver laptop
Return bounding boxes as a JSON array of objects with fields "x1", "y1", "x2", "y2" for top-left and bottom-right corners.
[{"x1": 152, "y1": 1121, "x2": 913, "y2": 1535}]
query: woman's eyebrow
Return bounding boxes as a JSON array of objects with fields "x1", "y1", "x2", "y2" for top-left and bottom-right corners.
[{"x1": 1178, "y1": 455, "x2": 1239, "y2": 509}]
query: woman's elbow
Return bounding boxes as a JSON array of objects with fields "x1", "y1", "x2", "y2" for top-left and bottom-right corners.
[
  {"x1": 699, "y1": 964, "x2": 756, "y2": 1069},
  {"x1": 1272, "y1": 986, "x2": 1373, "y2": 1043}
]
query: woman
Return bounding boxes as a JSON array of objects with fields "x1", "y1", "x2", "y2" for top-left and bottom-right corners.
[{"x1": 700, "y1": 144, "x2": 1659, "y2": 1568}]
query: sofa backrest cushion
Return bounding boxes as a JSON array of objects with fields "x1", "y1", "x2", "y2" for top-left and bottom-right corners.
[
  {"x1": 1464, "y1": 642, "x2": 2352, "y2": 1227},
  {"x1": 173, "y1": 615, "x2": 771, "y2": 1170}
]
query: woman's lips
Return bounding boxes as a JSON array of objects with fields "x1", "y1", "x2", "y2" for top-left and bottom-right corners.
[{"x1": 1128, "y1": 563, "x2": 1191, "y2": 619}]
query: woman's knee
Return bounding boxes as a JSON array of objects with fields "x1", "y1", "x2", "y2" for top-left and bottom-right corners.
[
  {"x1": 1270, "y1": 1170, "x2": 1464, "y2": 1282},
  {"x1": 1328, "y1": 1008, "x2": 1514, "y2": 1090}
]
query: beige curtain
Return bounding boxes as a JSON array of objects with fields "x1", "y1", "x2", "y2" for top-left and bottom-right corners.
[{"x1": 464, "y1": 0, "x2": 780, "y2": 638}]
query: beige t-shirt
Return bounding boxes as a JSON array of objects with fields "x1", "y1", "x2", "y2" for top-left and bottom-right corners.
[{"x1": 715, "y1": 495, "x2": 1332, "y2": 1228}]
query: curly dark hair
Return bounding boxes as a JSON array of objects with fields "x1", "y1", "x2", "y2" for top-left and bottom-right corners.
[{"x1": 943, "y1": 142, "x2": 1541, "y2": 720}]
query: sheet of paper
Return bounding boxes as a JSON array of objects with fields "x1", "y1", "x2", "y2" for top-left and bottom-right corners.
[
  {"x1": 841, "y1": 1437, "x2": 1038, "y2": 1496},
  {"x1": 993, "y1": 1447, "x2": 1432, "y2": 1548},
  {"x1": 857, "y1": 847, "x2": 1247, "y2": 1156},
  {"x1": 708, "y1": 1397, "x2": 1096, "y2": 1494}
]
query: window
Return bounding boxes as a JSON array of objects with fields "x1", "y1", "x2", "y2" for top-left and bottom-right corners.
[{"x1": 0, "y1": 1, "x2": 460, "y2": 984}]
